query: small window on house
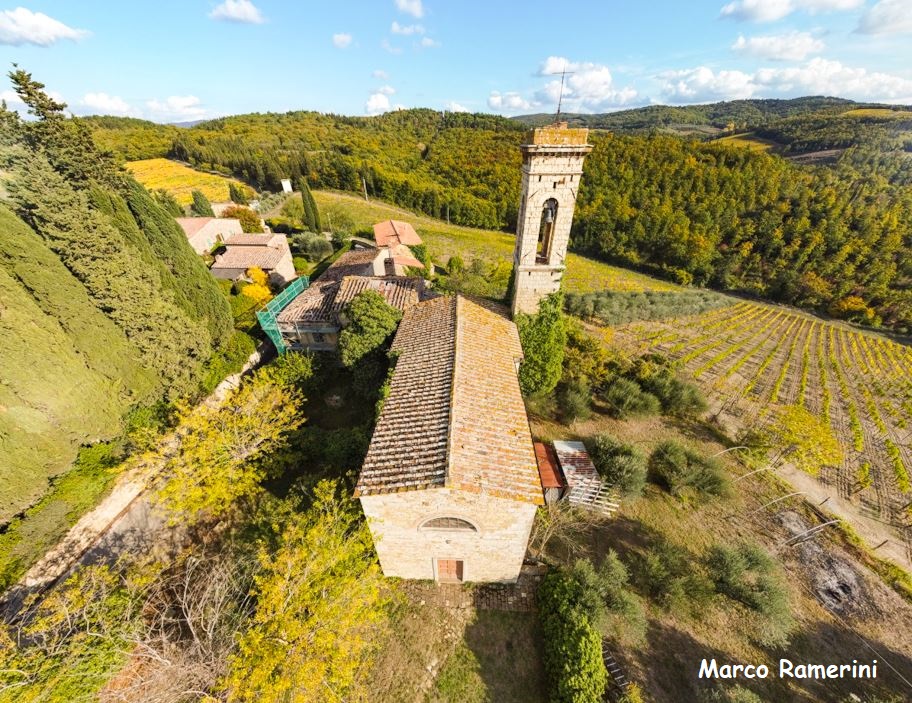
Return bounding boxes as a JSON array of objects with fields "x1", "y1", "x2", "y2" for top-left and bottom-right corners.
[
  {"x1": 420, "y1": 517, "x2": 477, "y2": 531},
  {"x1": 312, "y1": 332, "x2": 326, "y2": 344}
]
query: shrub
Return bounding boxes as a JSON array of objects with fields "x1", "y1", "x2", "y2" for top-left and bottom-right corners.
[
  {"x1": 634, "y1": 539, "x2": 713, "y2": 614},
  {"x1": 570, "y1": 554, "x2": 647, "y2": 646},
  {"x1": 291, "y1": 232, "x2": 333, "y2": 262},
  {"x1": 706, "y1": 543, "x2": 794, "y2": 648},
  {"x1": 564, "y1": 290, "x2": 730, "y2": 326},
  {"x1": 222, "y1": 204, "x2": 262, "y2": 233},
  {"x1": 588, "y1": 434, "x2": 647, "y2": 497},
  {"x1": 538, "y1": 570, "x2": 608, "y2": 703},
  {"x1": 559, "y1": 378, "x2": 592, "y2": 422},
  {"x1": 702, "y1": 685, "x2": 764, "y2": 703},
  {"x1": 633, "y1": 357, "x2": 706, "y2": 417},
  {"x1": 648, "y1": 441, "x2": 729, "y2": 499},
  {"x1": 601, "y1": 378, "x2": 661, "y2": 419}
]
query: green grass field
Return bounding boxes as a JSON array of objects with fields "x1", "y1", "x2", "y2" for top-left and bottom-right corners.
[
  {"x1": 313, "y1": 190, "x2": 679, "y2": 295},
  {"x1": 126, "y1": 158, "x2": 251, "y2": 206}
]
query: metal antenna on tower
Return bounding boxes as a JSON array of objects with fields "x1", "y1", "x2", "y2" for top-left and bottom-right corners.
[{"x1": 545, "y1": 63, "x2": 575, "y2": 121}]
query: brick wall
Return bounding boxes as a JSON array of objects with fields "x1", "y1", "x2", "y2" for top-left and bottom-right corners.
[{"x1": 360, "y1": 488, "x2": 537, "y2": 583}]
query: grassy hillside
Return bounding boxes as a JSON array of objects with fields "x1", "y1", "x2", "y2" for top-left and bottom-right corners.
[
  {"x1": 312, "y1": 190, "x2": 679, "y2": 294},
  {"x1": 126, "y1": 158, "x2": 252, "y2": 206}
]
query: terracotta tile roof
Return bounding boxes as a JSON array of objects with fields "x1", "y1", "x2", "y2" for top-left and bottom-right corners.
[
  {"x1": 373, "y1": 219, "x2": 423, "y2": 247},
  {"x1": 319, "y1": 248, "x2": 380, "y2": 282},
  {"x1": 276, "y1": 280, "x2": 340, "y2": 323},
  {"x1": 276, "y1": 276, "x2": 422, "y2": 325},
  {"x1": 224, "y1": 233, "x2": 279, "y2": 247},
  {"x1": 535, "y1": 442, "x2": 566, "y2": 489},
  {"x1": 211, "y1": 246, "x2": 285, "y2": 271},
  {"x1": 176, "y1": 217, "x2": 215, "y2": 237},
  {"x1": 356, "y1": 295, "x2": 543, "y2": 505}
]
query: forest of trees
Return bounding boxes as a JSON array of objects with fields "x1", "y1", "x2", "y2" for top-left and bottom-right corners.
[
  {"x1": 0, "y1": 71, "x2": 233, "y2": 523},
  {"x1": 87, "y1": 102, "x2": 912, "y2": 330}
]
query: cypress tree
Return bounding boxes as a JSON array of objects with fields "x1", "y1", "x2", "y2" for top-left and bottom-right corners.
[
  {"x1": 229, "y1": 182, "x2": 249, "y2": 205},
  {"x1": 190, "y1": 189, "x2": 215, "y2": 217},
  {"x1": 296, "y1": 177, "x2": 316, "y2": 231}
]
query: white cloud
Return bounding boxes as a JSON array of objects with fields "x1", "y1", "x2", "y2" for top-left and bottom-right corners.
[
  {"x1": 720, "y1": 0, "x2": 862, "y2": 22},
  {"x1": 858, "y1": 0, "x2": 912, "y2": 35},
  {"x1": 332, "y1": 32, "x2": 352, "y2": 48},
  {"x1": 146, "y1": 95, "x2": 207, "y2": 122},
  {"x1": 660, "y1": 66, "x2": 756, "y2": 102},
  {"x1": 394, "y1": 0, "x2": 424, "y2": 18},
  {"x1": 755, "y1": 57, "x2": 912, "y2": 102},
  {"x1": 534, "y1": 56, "x2": 638, "y2": 111},
  {"x1": 0, "y1": 7, "x2": 88, "y2": 46},
  {"x1": 0, "y1": 89, "x2": 23, "y2": 106},
  {"x1": 377, "y1": 85, "x2": 396, "y2": 95},
  {"x1": 487, "y1": 91, "x2": 533, "y2": 113},
  {"x1": 391, "y1": 21, "x2": 424, "y2": 35},
  {"x1": 209, "y1": 0, "x2": 264, "y2": 24},
  {"x1": 444, "y1": 101, "x2": 469, "y2": 112},
  {"x1": 80, "y1": 92, "x2": 136, "y2": 116},
  {"x1": 365, "y1": 92, "x2": 391, "y2": 114},
  {"x1": 372, "y1": 69, "x2": 389, "y2": 80},
  {"x1": 381, "y1": 38, "x2": 403, "y2": 54},
  {"x1": 659, "y1": 58, "x2": 912, "y2": 104},
  {"x1": 732, "y1": 31, "x2": 824, "y2": 60},
  {"x1": 419, "y1": 36, "x2": 440, "y2": 47}
]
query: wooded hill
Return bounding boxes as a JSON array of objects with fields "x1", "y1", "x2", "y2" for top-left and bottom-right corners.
[
  {"x1": 87, "y1": 100, "x2": 912, "y2": 331},
  {"x1": 0, "y1": 72, "x2": 233, "y2": 524}
]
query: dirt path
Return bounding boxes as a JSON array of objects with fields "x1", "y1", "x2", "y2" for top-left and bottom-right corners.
[
  {"x1": 776, "y1": 463, "x2": 911, "y2": 572},
  {"x1": 0, "y1": 348, "x2": 266, "y2": 621}
]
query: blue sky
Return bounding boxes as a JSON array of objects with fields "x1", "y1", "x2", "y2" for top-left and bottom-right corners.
[{"x1": 0, "y1": 0, "x2": 910, "y2": 122}]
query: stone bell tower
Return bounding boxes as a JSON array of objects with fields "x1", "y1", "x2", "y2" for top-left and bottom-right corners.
[{"x1": 510, "y1": 122, "x2": 592, "y2": 317}]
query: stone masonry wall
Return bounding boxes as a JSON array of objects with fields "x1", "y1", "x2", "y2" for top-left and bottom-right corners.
[
  {"x1": 511, "y1": 147, "x2": 590, "y2": 316},
  {"x1": 360, "y1": 488, "x2": 537, "y2": 583}
]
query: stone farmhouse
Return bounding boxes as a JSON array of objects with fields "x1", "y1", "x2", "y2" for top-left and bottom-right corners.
[
  {"x1": 176, "y1": 217, "x2": 243, "y2": 255},
  {"x1": 210, "y1": 232, "x2": 297, "y2": 286},
  {"x1": 355, "y1": 295, "x2": 543, "y2": 583},
  {"x1": 270, "y1": 245, "x2": 426, "y2": 351}
]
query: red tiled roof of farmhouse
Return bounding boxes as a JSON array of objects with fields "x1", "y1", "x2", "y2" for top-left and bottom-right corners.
[
  {"x1": 319, "y1": 247, "x2": 381, "y2": 281},
  {"x1": 175, "y1": 217, "x2": 216, "y2": 237},
  {"x1": 373, "y1": 220, "x2": 423, "y2": 247},
  {"x1": 211, "y1": 246, "x2": 285, "y2": 271},
  {"x1": 356, "y1": 295, "x2": 543, "y2": 505}
]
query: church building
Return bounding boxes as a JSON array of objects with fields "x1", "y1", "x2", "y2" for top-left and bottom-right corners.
[{"x1": 356, "y1": 122, "x2": 592, "y2": 583}]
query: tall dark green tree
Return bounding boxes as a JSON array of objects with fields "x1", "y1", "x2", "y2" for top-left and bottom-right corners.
[
  {"x1": 295, "y1": 177, "x2": 317, "y2": 231},
  {"x1": 190, "y1": 189, "x2": 215, "y2": 217},
  {"x1": 228, "y1": 181, "x2": 249, "y2": 205}
]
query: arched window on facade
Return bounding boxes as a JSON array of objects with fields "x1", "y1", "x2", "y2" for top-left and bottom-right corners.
[
  {"x1": 419, "y1": 517, "x2": 478, "y2": 532},
  {"x1": 537, "y1": 198, "x2": 558, "y2": 263}
]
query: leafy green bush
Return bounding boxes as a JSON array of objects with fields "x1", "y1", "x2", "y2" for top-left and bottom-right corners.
[
  {"x1": 702, "y1": 685, "x2": 764, "y2": 703},
  {"x1": 634, "y1": 539, "x2": 713, "y2": 614},
  {"x1": 200, "y1": 330, "x2": 257, "y2": 394},
  {"x1": 706, "y1": 543, "x2": 794, "y2": 647},
  {"x1": 570, "y1": 554, "x2": 647, "y2": 647},
  {"x1": 633, "y1": 356, "x2": 706, "y2": 417},
  {"x1": 648, "y1": 441, "x2": 729, "y2": 499},
  {"x1": 538, "y1": 570, "x2": 608, "y2": 703},
  {"x1": 559, "y1": 379, "x2": 592, "y2": 422},
  {"x1": 601, "y1": 378, "x2": 661, "y2": 419},
  {"x1": 588, "y1": 434, "x2": 647, "y2": 497},
  {"x1": 290, "y1": 232, "x2": 333, "y2": 262},
  {"x1": 517, "y1": 293, "x2": 567, "y2": 396}
]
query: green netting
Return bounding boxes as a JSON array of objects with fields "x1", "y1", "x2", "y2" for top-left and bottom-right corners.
[{"x1": 256, "y1": 276, "x2": 309, "y2": 354}]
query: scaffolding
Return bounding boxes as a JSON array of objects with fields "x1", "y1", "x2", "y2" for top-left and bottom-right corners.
[{"x1": 256, "y1": 276, "x2": 309, "y2": 354}]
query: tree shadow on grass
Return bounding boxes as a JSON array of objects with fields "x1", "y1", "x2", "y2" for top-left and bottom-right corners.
[{"x1": 459, "y1": 610, "x2": 548, "y2": 703}]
